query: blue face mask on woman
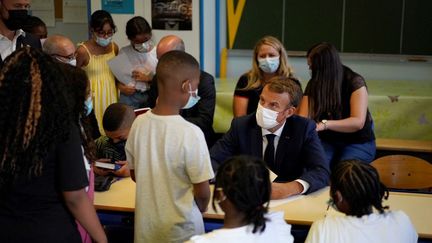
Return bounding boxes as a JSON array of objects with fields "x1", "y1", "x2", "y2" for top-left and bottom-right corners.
[
  {"x1": 84, "y1": 97, "x2": 93, "y2": 116},
  {"x1": 258, "y1": 56, "x2": 280, "y2": 73},
  {"x1": 96, "y1": 36, "x2": 112, "y2": 47},
  {"x1": 182, "y1": 83, "x2": 200, "y2": 109}
]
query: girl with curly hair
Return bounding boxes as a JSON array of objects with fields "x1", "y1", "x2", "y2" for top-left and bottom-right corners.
[{"x1": 0, "y1": 47, "x2": 106, "y2": 243}]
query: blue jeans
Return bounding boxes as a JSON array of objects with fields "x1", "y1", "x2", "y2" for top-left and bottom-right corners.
[
  {"x1": 119, "y1": 91, "x2": 150, "y2": 109},
  {"x1": 321, "y1": 139, "x2": 376, "y2": 169}
]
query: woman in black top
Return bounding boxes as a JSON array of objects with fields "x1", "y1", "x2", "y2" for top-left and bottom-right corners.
[
  {"x1": 298, "y1": 43, "x2": 376, "y2": 167},
  {"x1": 0, "y1": 47, "x2": 106, "y2": 243}
]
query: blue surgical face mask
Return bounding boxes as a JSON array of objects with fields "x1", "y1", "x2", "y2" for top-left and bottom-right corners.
[
  {"x1": 182, "y1": 83, "x2": 200, "y2": 109},
  {"x1": 95, "y1": 36, "x2": 112, "y2": 47},
  {"x1": 84, "y1": 97, "x2": 93, "y2": 116},
  {"x1": 258, "y1": 56, "x2": 280, "y2": 73}
]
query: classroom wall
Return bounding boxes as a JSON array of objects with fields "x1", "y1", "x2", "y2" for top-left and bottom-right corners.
[
  {"x1": 47, "y1": 21, "x2": 88, "y2": 45},
  {"x1": 44, "y1": 0, "x2": 431, "y2": 81}
]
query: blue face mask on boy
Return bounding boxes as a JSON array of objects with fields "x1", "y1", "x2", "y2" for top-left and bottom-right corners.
[
  {"x1": 84, "y1": 97, "x2": 93, "y2": 116},
  {"x1": 182, "y1": 83, "x2": 200, "y2": 109}
]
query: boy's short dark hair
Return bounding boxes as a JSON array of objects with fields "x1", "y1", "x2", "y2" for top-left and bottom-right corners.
[
  {"x1": 102, "y1": 103, "x2": 135, "y2": 132},
  {"x1": 156, "y1": 50, "x2": 199, "y2": 85}
]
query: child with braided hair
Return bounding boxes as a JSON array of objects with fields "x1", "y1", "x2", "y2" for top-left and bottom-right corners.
[
  {"x1": 0, "y1": 47, "x2": 106, "y2": 243},
  {"x1": 188, "y1": 155, "x2": 294, "y2": 243},
  {"x1": 305, "y1": 159, "x2": 417, "y2": 243}
]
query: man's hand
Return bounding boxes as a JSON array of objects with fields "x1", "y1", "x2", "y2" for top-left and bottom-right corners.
[
  {"x1": 117, "y1": 82, "x2": 136, "y2": 96},
  {"x1": 132, "y1": 70, "x2": 152, "y2": 82},
  {"x1": 271, "y1": 181, "x2": 304, "y2": 199}
]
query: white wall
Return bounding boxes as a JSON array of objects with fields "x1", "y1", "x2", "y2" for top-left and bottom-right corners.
[{"x1": 47, "y1": 20, "x2": 88, "y2": 45}]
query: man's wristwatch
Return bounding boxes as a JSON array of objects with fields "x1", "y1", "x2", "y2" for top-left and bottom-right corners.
[{"x1": 321, "y1": 119, "x2": 328, "y2": 130}]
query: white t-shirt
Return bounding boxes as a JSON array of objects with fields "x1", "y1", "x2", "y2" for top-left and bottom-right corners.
[
  {"x1": 305, "y1": 210, "x2": 418, "y2": 243},
  {"x1": 126, "y1": 111, "x2": 214, "y2": 243},
  {"x1": 118, "y1": 45, "x2": 158, "y2": 91},
  {"x1": 187, "y1": 211, "x2": 294, "y2": 243}
]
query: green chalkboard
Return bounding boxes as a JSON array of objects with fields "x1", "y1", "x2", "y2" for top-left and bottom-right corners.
[
  {"x1": 402, "y1": 0, "x2": 432, "y2": 55},
  {"x1": 344, "y1": 0, "x2": 402, "y2": 54},
  {"x1": 231, "y1": 0, "x2": 432, "y2": 55},
  {"x1": 283, "y1": 0, "x2": 343, "y2": 52},
  {"x1": 232, "y1": 0, "x2": 284, "y2": 49}
]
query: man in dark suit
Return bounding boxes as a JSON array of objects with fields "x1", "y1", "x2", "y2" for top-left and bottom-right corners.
[
  {"x1": 0, "y1": 0, "x2": 41, "y2": 64},
  {"x1": 211, "y1": 77, "x2": 329, "y2": 199},
  {"x1": 148, "y1": 35, "x2": 216, "y2": 147}
]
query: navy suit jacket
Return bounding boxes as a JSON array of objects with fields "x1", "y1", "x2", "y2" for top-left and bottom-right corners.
[{"x1": 210, "y1": 113, "x2": 330, "y2": 193}]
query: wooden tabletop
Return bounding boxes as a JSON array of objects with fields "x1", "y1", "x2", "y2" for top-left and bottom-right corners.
[{"x1": 94, "y1": 177, "x2": 432, "y2": 239}]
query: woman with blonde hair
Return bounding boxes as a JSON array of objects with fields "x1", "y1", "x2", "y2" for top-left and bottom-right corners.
[{"x1": 233, "y1": 36, "x2": 300, "y2": 117}]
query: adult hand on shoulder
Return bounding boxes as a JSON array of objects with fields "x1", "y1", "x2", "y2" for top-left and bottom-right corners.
[
  {"x1": 117, "y1": 82, "x2": 136, "y2": 96},
  {"x1": 113, "y1": 160, "x2": 130, "y2": 177},
  {"x1": 271, "y1": 181, "x2": 304, "y2": 199}
]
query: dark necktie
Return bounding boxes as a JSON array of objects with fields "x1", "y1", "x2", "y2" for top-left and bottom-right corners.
[{"x1": 264, "y1": 134, "x2": 276, "y2": 170}]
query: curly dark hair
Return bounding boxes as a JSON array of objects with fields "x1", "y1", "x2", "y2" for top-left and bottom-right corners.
[
  {"x1": 331, "y1": 159, "x2": 389, "y2": 217},
  {"x1": 0, "y1": 47, "x2": 72, "y2": 187},
  {"x1": 212, "y1": 155, "x2": 271, "y2": 233},
  {"x1": 58, "y1": 63, "x2": 97, "y2": 162}
]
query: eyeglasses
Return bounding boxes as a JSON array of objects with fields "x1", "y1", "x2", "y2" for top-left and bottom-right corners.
[
  {"x1": 95, "y1": 30, "x2": 115, "y2": 37},
  {"x1": 52, "y1": 53, "x2": 76, "y2": 62}
]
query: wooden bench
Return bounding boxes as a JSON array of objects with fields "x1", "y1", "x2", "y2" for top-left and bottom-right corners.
[{"x1": 376, "y1": 138, "x2": 432, "y2": 153}]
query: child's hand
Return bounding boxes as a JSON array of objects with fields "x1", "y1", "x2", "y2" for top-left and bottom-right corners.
[
  {"x1": 132, "y1": 70, "x2": 152, "y2": 82},
  {"x1": 93, "y1": 159, "x2": 112, "y2": 176},
  {"x1": 113, "y1": 160, "x2": 130, "y2": 177}
]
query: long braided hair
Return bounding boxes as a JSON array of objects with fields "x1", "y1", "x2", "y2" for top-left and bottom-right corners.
[
  {"x1": 0, "y1": 47, "x2": 72, "y2": 187},
  {"x1": 213, "y1": 156, "x2": 271, "y2": 233},
  {"x1": 331, "y1": 159, "x2": 389, "y2": 217}
]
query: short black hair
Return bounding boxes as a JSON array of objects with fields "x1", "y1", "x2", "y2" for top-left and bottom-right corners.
[
  {"x1": 126, "y1": 16, "x2": 151, "y2": 40},
  {"x1": 156, "y1": 50, "x2": 199, "y2": 86},
  {"x1": 213, "y1": 156, "x2": 271, "y2": 233},
  {"x1": 331, "y1": 159, "x2": 389, "y2": 217},
  {"x1": 22, "y1": 16, "x2": 46, "y2": 33},
  {"x1": 102, "y1": 103, "x2": 135, "y2": 132},
  {"x1": 90, "y1": 10, "x2": 116, "y2": 33}
]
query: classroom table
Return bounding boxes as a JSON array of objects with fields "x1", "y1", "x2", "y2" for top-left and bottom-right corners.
[
  {"x1": 94, "y1": 177, "x2": 432, "y2": 239},
  {"x1": 213, "y1": 79, "x2": 432, "y2": 141}
]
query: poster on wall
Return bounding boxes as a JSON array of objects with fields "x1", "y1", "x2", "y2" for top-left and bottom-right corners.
[
  {"x1": 102, "y1": 0, "x2": 134, "y2": 14},
  {"x1": 151, "y1": 0, "x2": 192, "y2": 30}
]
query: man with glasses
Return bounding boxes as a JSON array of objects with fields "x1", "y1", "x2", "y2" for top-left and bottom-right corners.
[
  {"x1": 43, "y1": 34, "x2": 77, "y2": 66},
  {"x1": 0, "y1": 0, "x2": 41, "y2": 63},
  {"x1": 210, "y1": 77, "x2": 330, "y2": 199}
]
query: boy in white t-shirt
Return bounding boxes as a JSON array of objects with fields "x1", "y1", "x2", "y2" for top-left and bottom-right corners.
[
  {"x1": 125, "y1": 50, "x2": 214, "y2": 243},
  {"x1": 305, "y1": 159, "x2": 418, "y2": 243}
]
